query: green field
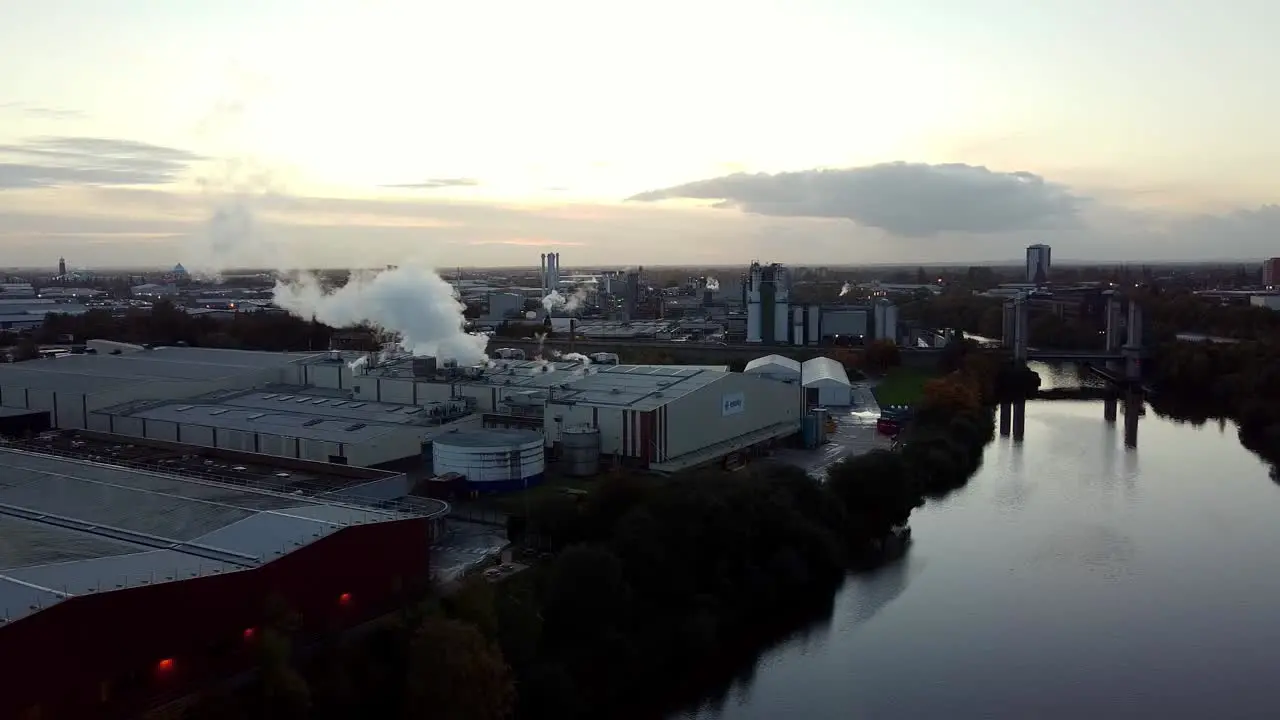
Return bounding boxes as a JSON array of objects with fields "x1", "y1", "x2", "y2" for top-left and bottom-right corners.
[{"x1": 872, "y1": 367, "x2": 935, "y2": 406}]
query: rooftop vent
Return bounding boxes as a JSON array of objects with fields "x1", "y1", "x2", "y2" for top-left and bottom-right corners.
[
  {"x1": 303, "y1": 418, "x2": 323, "y2": 427},
  {"x1": 344, "y1": 423, "x2": 366, "y2": 431}
]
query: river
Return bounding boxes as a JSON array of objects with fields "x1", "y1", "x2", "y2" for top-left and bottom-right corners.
[{"x1": 674, "y1": 364, "x2": 1280, "y2": 720}]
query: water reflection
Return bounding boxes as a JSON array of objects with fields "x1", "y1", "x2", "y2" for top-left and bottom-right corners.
[{"x1": 675, "y1": 373, "x2": 1280, "y2": 720}]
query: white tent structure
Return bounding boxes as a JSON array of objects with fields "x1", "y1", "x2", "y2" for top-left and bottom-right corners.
[
  {"x1": 743, "y1": 354, "x2": 801, "y2": 383},
  {"x1": 802, "y1": 357, "x2": 852, "y2": 406}
]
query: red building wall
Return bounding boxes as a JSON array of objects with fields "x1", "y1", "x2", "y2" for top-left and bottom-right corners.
[{"x1": 0, "y1": 516, "x2": 433, "y2": 720}]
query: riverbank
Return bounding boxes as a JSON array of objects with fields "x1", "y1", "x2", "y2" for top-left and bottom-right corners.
[{"x1": 675, "y1": 395, "x2": 1280, "y2": 720}]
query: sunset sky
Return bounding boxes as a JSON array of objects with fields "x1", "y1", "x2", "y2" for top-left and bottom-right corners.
[{"x1": 2, "y1": 0, "x2": 1278, "y2": 270}]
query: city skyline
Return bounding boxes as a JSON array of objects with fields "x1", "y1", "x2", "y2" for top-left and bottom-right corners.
[{"x1": 2, "y1": 0, "x2": 1279, "y2": 268}]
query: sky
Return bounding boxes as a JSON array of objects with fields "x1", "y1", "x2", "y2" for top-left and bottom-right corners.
[{"x1": 2, "y1": 0, "x2": 1279, "y2": 270}]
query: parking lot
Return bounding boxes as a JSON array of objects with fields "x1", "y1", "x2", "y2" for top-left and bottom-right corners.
[{"x1": 775, "y1": 383, "x2": 891, "y2": 480}]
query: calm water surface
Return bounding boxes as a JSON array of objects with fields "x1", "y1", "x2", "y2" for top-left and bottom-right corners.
[{"x1": 677, "y1": 365, "x2": 1280, "y2": 720}]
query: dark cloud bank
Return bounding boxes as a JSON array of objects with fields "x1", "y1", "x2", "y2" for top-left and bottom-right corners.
[
  {"x1": 629, "y1": 162, "x2": 1085, "y2": 237},
  {"x1": 0, "y1": 136, "x2": 203, "y2": 189}
]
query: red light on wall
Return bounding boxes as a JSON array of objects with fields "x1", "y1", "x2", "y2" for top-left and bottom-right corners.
[
  {"x1": 338, "y1": 592, "x2": 352, "y2": 606},
  {"x1": 156, "y1": 658, "x2": 175, "y2": 673},
  {"x1": 243, "y1": 627, "x2": 256, "y2": 641}
]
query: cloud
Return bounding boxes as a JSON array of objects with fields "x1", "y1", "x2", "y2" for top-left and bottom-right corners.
[
  {"x1": 466, "y1": 238, "x2": 586, "y2": 247},
  {"x1": 0, "y1": 136, "x2": 204, "y2": 189},
  {"x1": 381, "y1": 177, "x2": 480, "y2": 189},
  {"x1": 0, "y1": 102, "x2": 86, "y2": 120},
  {"x1": 628, "y1": 162, "x2": 1084, "y2": 237}
]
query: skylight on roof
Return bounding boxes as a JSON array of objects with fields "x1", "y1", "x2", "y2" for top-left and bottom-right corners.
[
  {"x1": 247, "y1": 413, "x2": 265, "y2": 420},
  {"x1": 303, "y1": 418, "x2": 323, "y2": 427},
  {"x1": 209, "y1": 409, "x2": 229, "y2": 415},
  {"x1": 276, "y1": 395, "x2": 294, "y2": 401},
  {"x1": 349, "y1": 402, "x2": 366, "y2": 408},
  {"x1": 175, "y1": 405, "x2": 194, "y2": 412},
  {"x1": 295, "y1": 397, "x2": 310, "y2": 403},
  {"x1": 311, "y1": 398, "x2": 327, "y2": 404},
  {"x1": 261, "y1": 394, "x2": 278, "y2": 400},
  {"x1": 344, "y1": 423, "x2": 366, "y2": 431}
]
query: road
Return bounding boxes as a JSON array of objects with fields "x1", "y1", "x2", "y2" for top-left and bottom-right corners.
[
  {"x1": 773, "y1": 383, "x2": 890, "y2": 480},
  {"x1": 432, "y1": 520, "x2": 508, "y2": 583}
]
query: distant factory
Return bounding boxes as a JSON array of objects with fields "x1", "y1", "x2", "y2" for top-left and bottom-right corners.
[{"x1": 743, "y1": 261, "x2": 900, "y2": 346}]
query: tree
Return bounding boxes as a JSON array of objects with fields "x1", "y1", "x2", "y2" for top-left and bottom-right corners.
[
  {"x1": 864, "y1": 339, "x2": 901, "y2": 374},
  {"x1": 11, "y1": 337, "x2": 39, "y2": 361},
  {"x1": 920, "y1": 374, "x2": 981, "y2": 416},
  {"x1": 404, "y1": 617, "x2": 515, "y2": 720}
]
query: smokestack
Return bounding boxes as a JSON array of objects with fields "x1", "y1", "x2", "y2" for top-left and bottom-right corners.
[{"x1": 540, "y1": 253, "x2": 547, "y2": 294}]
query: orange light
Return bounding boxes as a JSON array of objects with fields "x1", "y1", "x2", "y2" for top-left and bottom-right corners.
[
  {"x1": 157, "y1": 658, "x2": 175, "y2": 673},
  {"x1": 243, "y1": 627, "x2": 256, "y2": 641},
  {"x1": 338, "y1": 592, "x2": 352, "y2": 606}
]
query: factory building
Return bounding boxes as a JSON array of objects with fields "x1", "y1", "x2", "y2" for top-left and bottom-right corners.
[
  {"x1": 0, "y1": 343, "x2": 330, "y2": 430},
  {"x1": 0, "y1": 444, "x2": 446, "y2": 720},
  {"x1": 745, "y1": 261, "x2": 790, "y2": 344},
  {"x1": 742, "y1": 299, "x2": 900, "y2": 347},
  {"x1": 801, "y1": 357, "x2": 853, "y2": 406},
  {"x1": 89, "y1": 388, "x2": 479, "y2": 467},
  {"x1": 487, "y1": 291, "x2": 523, "y2": 320},
  {"x1": 0, "y1": 342, "x2": 807, "y2": 481}
]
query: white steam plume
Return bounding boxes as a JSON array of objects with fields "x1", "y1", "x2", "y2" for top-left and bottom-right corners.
[
  {"x1": 273, "y1": 265, "x2": 489, "y2": 364},
  {"x1": 543, "y1": 287, "x2": 588, "y2": 312},
  {"x1": 348, "y1": 355, "x2": 369, "y2": 372},
  {"x1": 542, "y1": 291, "x2": 564, "y2": 312},
  {"x1": 562, "y1": 352, "x2": 590, "y2": 365},
  {"x1": 840, "y1": 282, "x2": 852, "y2": 297},
  {"x1": 705, "y1": 277, "x2": 720, "y2": 291}
]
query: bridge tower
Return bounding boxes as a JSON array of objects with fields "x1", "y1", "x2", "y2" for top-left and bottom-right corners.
[{"x1": 1001, "y1": 293, "x2": 1030, "y2": 364}]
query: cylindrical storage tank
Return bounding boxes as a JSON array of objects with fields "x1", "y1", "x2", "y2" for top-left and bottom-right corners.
[
  {"x1": 432, "y1": 429, "x2": 545, "y2": 493},
  {"x1": 561, "y1": 425, "x2": 601, "y2": 477}
]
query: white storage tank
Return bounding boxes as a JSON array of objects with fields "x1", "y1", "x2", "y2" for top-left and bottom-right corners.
[
  {"x1": 561, "y1": 425, "x2": 601, "y2": 477},
  {"x1": 432, "y1": 428, "x2": 545, "y2": 492}
]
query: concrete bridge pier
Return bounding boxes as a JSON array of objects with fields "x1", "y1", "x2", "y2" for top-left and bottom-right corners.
[
  {"x1": 1123, "y1": 391, "x2": 1141, "y2": 448},
  {"x1": 1012, "y1": 399, "x2": 1026, "y2": 443},
  {"x1": 999, "y1": 401, "x2": 1012, "y2": 437},
  {"x1": 1104, "y1": 395, "x2": 1118, "y2": 424}
]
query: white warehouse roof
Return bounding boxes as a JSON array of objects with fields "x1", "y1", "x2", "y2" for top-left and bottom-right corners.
[
  {"x1": 744, "y1": 354, "x2": 802, "y2": 380},
  {"x1": 802, "y1": 356, "x2": 851, "y2": 388}
]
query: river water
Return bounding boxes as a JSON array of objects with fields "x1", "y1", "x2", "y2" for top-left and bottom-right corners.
[{"x1": 675, "y1": 364, "x2": 1280, "y2": 720}]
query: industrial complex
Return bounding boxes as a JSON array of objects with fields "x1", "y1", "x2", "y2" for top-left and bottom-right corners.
[
  {"x1": 0, "y1": 254, "x2": 883, "y2": 717},
  {"x1": 0, "y1": 340, "x2": 829, "y2": 478}
]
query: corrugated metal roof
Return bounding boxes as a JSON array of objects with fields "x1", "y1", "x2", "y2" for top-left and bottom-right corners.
[
  {"x1": 744, "y1": 354, "x2": 802, "y2": 376},
  {"x1": 114, "y1": 403, "x2": 414, "y2": 444},
  {"x1": 801, "y1": 357, "x2": 851, "y2": 387},
  {"x1": 0, "y1": 448, "x2": 421, "y2": 623},
  {"x1": 0, "y1": 347, "x2": 325, "y2": 395}
]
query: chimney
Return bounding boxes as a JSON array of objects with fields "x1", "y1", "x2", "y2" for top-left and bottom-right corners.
[{"x1": 540, "y1": 253, "x2": 547, "y2": 295}]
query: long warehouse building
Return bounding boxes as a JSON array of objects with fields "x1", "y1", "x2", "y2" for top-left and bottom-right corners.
[{"x1": 0, "y1": 343, "x2": 805, "y2": 475}]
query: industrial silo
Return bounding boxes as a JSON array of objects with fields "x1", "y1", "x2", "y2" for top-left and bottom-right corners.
[
  {"x1": 432, "y1": 429, "x2": 545, "y2": 493},
  {"x1": 561, "y1": 426, "x2": 601, "y2": 477}
]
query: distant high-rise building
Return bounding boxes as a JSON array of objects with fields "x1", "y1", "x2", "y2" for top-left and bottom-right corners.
[
  {"x1": 1026, "y1": 244, "x2": 1051, "y2": 285},
  {"x1": 57, "y1": 257, "x2": 66, "y2": 279},
  {"x1": 1263, "y1": 257, "x2": 1280, "y2": 287}
]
